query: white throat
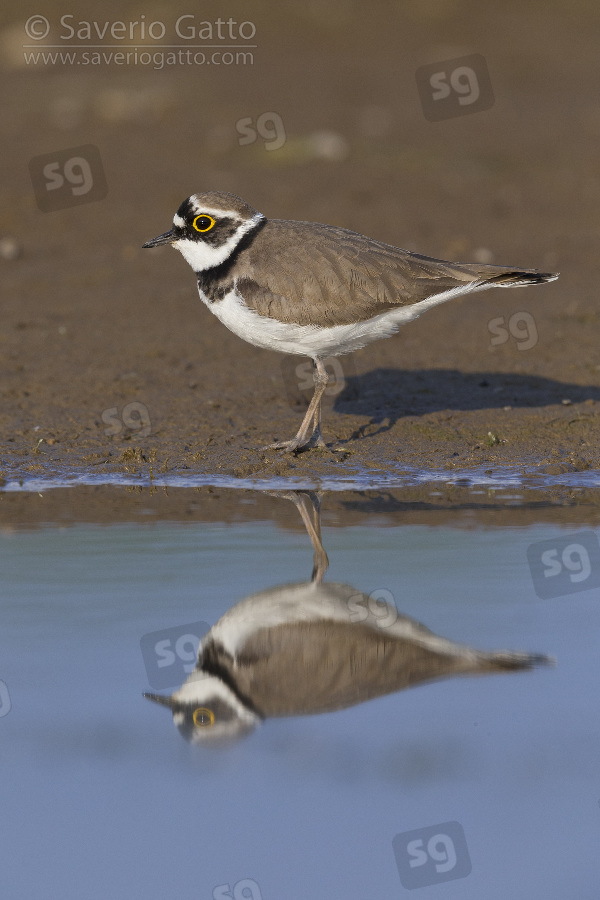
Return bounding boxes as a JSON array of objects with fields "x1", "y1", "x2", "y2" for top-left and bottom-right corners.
[
  {"x1": 173, "y1": 213, "x2": 264, "y2": 273},
  {"x1": 169, "y1": 671, "x2": 259, "y2": 729}
]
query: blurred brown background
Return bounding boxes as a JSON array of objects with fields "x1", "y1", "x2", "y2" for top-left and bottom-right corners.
[{"x1": 1, "y1": 0, "x2": 599, "y2": 480}]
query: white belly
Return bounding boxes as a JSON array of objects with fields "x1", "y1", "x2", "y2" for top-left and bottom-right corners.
[{"x1": 197, "y1": 281, "x2": 481, "y2": 359}]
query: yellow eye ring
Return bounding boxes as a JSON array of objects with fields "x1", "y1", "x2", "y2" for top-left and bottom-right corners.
[
  {"x1": 193, "y1": 707, "x2": 215, "y2": 727},
  {"x1": 192, "y1": 214, "x2": 216, "y2": 233}
]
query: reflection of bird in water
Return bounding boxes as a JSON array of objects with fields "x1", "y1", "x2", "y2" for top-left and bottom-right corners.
[{"x1": 144, "y1": 492, "x2": 552, "y2": 744}]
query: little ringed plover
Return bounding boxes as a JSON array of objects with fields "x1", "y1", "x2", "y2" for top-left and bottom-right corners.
[
  {"x1": 144, "y1": 580, "x2": 552, "y2": 745},
  {"x1": 143, "y1": 192, "x2": 558, "y2": 451}
]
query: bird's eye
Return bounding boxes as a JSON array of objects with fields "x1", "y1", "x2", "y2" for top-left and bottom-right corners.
[
  {"x1": 192, "y1": 214, "x2": 216, "y2": 233},
  {"x1": 193, "y1": 707, "x2": 215, "y2": 727}
]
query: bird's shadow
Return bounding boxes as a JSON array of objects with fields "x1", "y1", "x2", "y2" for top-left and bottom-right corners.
[{"x1": 331, "y1": 368, "x2": 600, "y2": 441}]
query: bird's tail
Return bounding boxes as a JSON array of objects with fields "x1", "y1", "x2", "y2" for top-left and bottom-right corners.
[
  {"x1": 481, "y1": 269, "x2": 559, "y2": 288},
  {"x1": 477, "y1": 650, "x2": 555, "y2": 672}
]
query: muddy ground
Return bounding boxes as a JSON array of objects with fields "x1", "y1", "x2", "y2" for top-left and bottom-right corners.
[{"x1": 1, "y1": 0, "x2": 599, "y2": 485}]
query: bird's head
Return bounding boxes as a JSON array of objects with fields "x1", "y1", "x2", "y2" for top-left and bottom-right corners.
[
  {"x1": 144, "y1": 670, "x2": 261, "y2": 745},
  {"x1": 142, "y1": 191, "x2": 264, "y2": 273}
]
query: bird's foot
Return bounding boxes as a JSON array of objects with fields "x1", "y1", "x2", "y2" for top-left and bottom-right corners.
[
  {"x1": 262, "y1": 439, "x2": 303, "y2": 452},
  {"x1": 262, "y1": 432, "x2": 328, "y2": 453}
]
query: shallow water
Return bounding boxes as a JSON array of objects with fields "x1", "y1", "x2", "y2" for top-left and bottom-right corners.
[
  {"x1": 3, "y1": 463, "x2": 600, "y2": 492},
  {"x1": 1, "y1": 486, "x2": 599, "y2": 899}
]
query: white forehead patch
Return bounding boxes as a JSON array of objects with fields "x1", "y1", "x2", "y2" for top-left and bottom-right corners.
[{"x1": 173, "y1": 213, "x2": 185, "y2": 228}]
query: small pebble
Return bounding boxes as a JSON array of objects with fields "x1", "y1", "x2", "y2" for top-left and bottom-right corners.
[
  {"x1": 308, "y1": 130, "x2": 349, "y2": 162},
  {"x1": 0, "y1": 237, "x2": 20, "y2": 260},
  {"x1": 472, "y1": 247, "x2": 494, "y2": 264}
]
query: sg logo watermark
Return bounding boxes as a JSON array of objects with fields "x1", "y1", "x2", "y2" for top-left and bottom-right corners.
[
  {"x1": 527, "y1": 531, "x2": 600, "y2": 599},
  {"x1": 347, "y1": 589, "x2": 399, "y2": 628},
  {"x1": 29, "y1": 144, "x2": 108, "y2": 212},
  {"x1": 0, "y1": 680, "x2": 11, "y2": 718},
  {"x1": 281, "y1": 356, "x2": 356, "y2": 411},
  {"x1": 236, "y1": 112, "x2": 285, "y2": 150},
  {"x1": 102, "y1": 401, "x2": 151, "y2": 438},
  {"x1": 393, "y1": 821, "x2": 471, "y2": 889},
  {"x1": 488, "y1": 312, "x2": 538, "y2": 351},
  {"x1": 140, "y1": 621, "x2": 209, "y2": 690},
  {"x1": 415, "y1": 54, "x2": 494, "y2": 122},
  {"x1": 213, "y1": 879, "x2": 262, "y2": 899}
]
